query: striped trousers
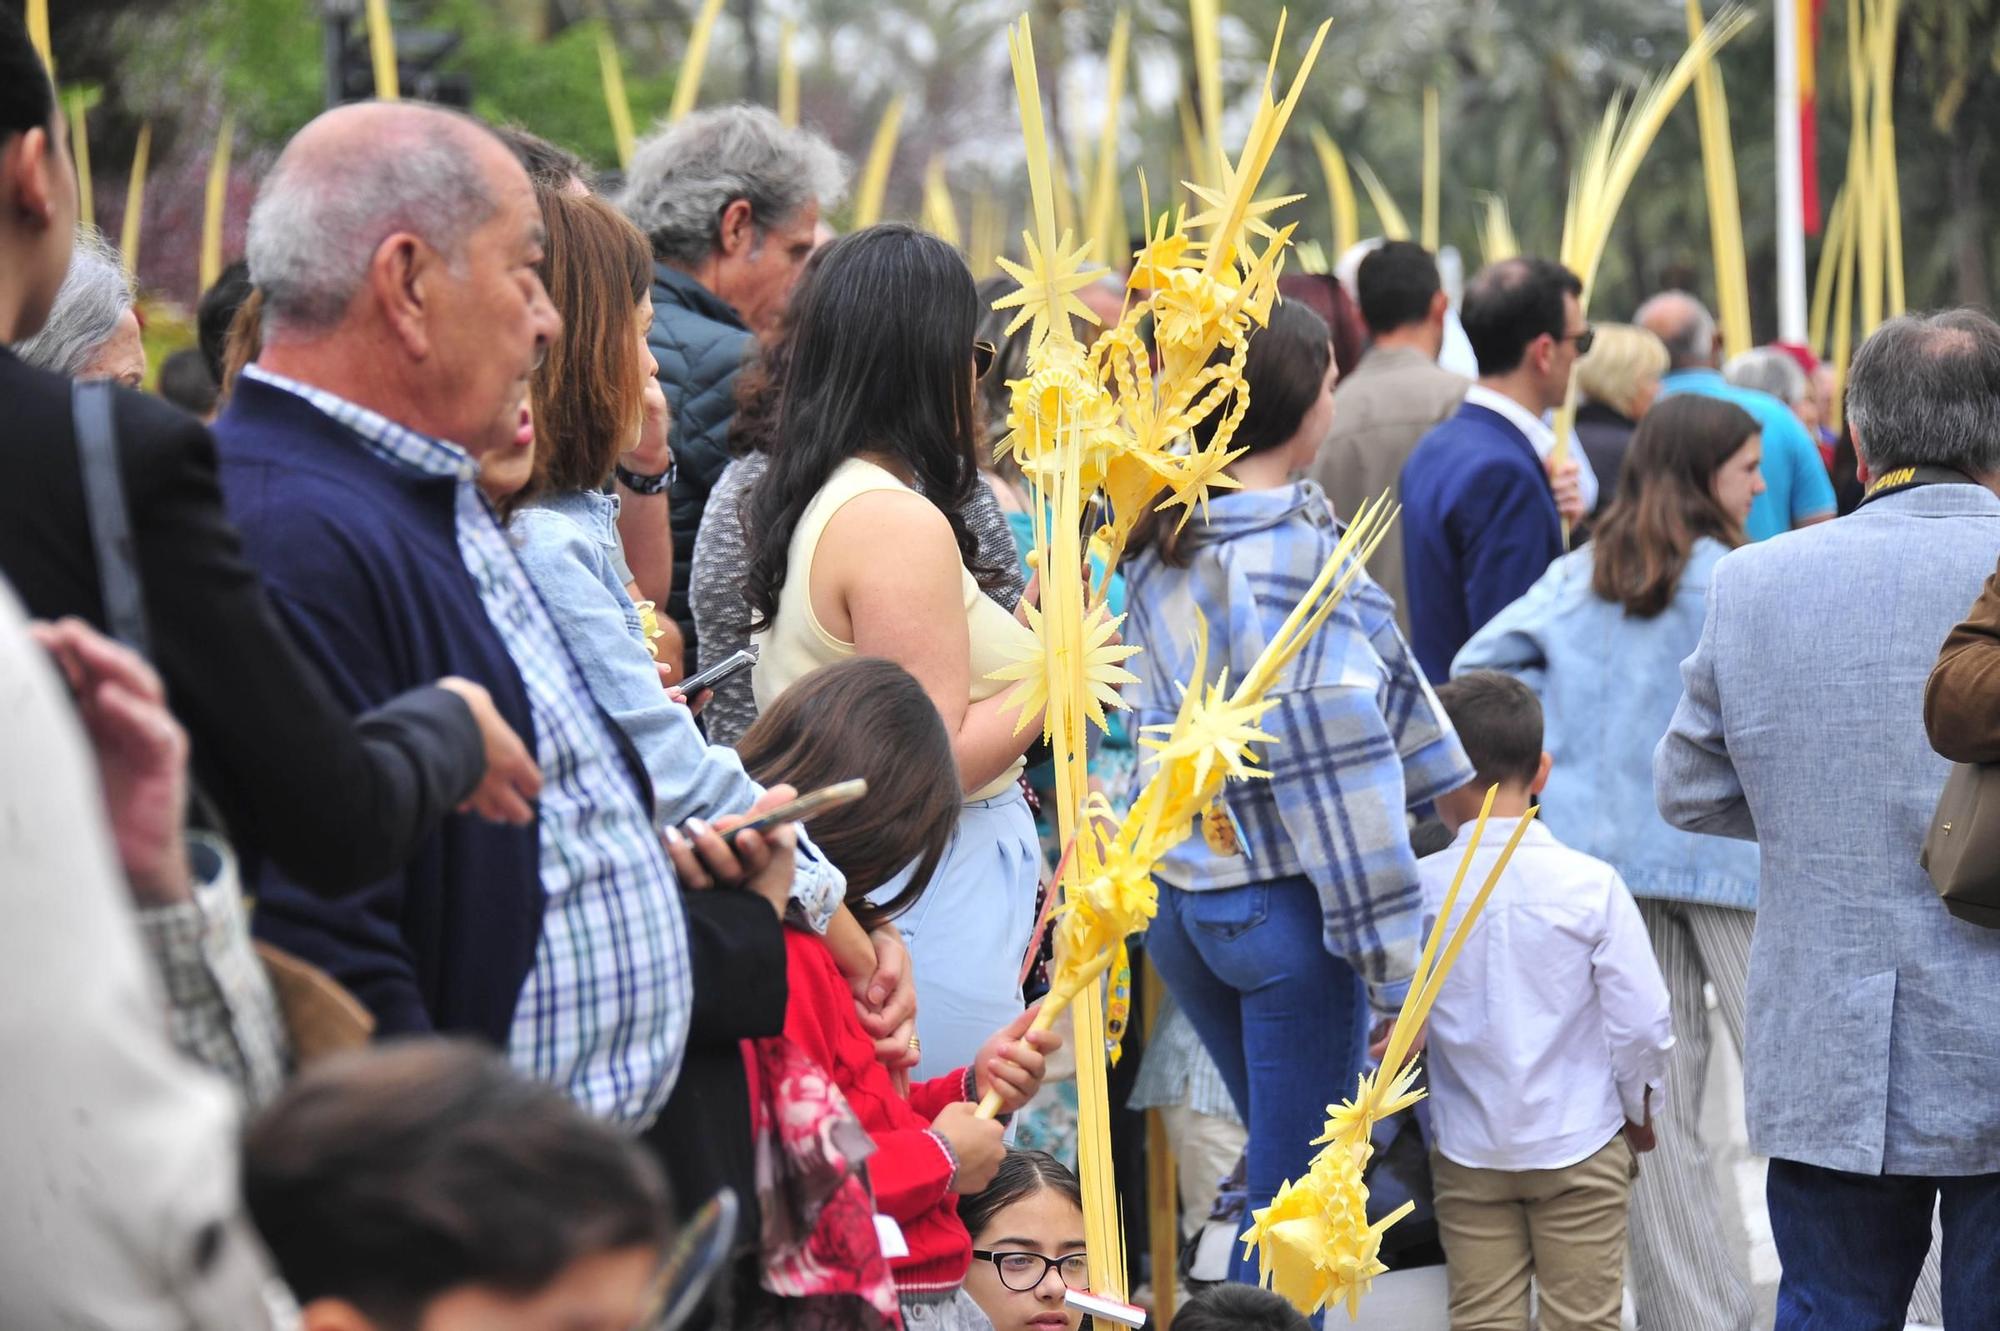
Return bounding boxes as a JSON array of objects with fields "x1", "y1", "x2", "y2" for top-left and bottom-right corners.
[{"x1": 1629, "y1": 899, "x2": 1943, "y2": 1330}]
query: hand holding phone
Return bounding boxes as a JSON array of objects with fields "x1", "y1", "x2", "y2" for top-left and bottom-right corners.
[
  {"x1": 677, "y1": 647, "x2": 758, "y2": 698},
  {"x1": 727, "y1": 779, "x2": 868, "y2": 839}
]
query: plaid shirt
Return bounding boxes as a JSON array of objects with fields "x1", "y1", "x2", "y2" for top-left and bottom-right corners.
[
  {"x1": 242, "y1": 367, "x2": 691, "y2": 1126},
  {"x1": 136, "y1": 834, "x2": 288, "y2": 1110},
  {"x1": 1123, "y1": 482, "x2": 1472, "y2": 1014}
]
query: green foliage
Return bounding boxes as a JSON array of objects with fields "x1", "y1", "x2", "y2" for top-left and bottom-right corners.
[
  {"x1": 113, "y1": 0, "x2": 677, "y2": 168},
  {"x1": 428, "y1": 2, "x2": 678, "y2": 170}
]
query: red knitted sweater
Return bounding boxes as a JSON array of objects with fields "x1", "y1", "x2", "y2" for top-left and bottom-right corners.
[{"x1": 782, "y1": 927, "x2": 974, "y2": 1294}]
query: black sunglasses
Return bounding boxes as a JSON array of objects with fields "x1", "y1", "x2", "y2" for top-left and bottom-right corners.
[
  {"x1": 972, "y1": 1249, "x2": 1091, "y2": 1293},
  {"x1": 1562, "y1": 325, "x2": 1596, "y2": 356},
  {"x1": 974, "y1": 339, "x2": 997, "y2": 380}
]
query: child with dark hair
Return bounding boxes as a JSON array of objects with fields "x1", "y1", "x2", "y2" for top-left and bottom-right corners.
[
  {"x1": 736, "y1": 658, "x2": 1062, "y2": 1331},
  {"x1": 243, "y1": 1040, "x2": 686, "y2": 1331},
  {"x1": 958, "y1": 1151, "x2": 1088, "y2": 1331},
  {"x1": 1173, "y1": 1284, "x2": 1314, "y2": 1331},
  {"x1": 1419, "y1": 671, "x2": 1673, "y2": 1331}
]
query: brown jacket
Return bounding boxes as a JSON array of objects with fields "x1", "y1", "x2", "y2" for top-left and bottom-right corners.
[
  {"x1": 1309, "y1": 343, "x2": 1467, "y2": 632},
  {"x1": 1926, "y1": 556, "x2": 2000, "y2": 762}
]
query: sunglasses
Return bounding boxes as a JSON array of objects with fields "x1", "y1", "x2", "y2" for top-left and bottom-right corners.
[
  {"x1": 974, "y1": 339, "x2": 997, "y2": 380},
  {"x1": 638, "y1": 1189, "x2": 738, "y2": 1331},
  {"x1": 1561, "y1": 326, "x2": 1596, "y2": 356}
]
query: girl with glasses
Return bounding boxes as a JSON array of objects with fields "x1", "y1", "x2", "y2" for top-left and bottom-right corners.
[{"x1": 958, "y1": 1152, "x2": 1088, "y2": 1331}]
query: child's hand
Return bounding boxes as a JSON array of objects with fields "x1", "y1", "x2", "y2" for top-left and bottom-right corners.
[
  {"x1": 932, "y1": 1102, "x2": 1006, "y2": 1193},
  {"x1": 1367, "y1": 1015, "x2": 1425, "y2": 1063},
  {"x1": 1624, "y1": 1089, "x2": 1657, "y2": 1154},
  {"x1": 973, "y1": 1004, "x2": 1062, "y2": 1114}
]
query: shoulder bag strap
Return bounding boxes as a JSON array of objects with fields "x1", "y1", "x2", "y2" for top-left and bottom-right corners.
[{"x1": 71, "y1": 378, "x2": 153, "y2": 658}]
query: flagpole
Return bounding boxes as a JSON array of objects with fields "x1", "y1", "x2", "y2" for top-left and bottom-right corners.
[{"x1": 1774, "y1": 0, "x2": 1809, "y2": 342}]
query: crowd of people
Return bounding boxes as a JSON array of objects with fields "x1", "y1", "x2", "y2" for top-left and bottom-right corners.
[{"x1": 3, "y1": 9, "x2": 2000, "y2": 1330}]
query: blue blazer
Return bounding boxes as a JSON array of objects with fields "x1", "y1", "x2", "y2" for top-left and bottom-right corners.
[
  {"x1": 214, "y1": 376, "x2": 549, "y2": 1043},
  {"x1": 1398, "y1": 401, "x2": 1563, "y2": 681}
]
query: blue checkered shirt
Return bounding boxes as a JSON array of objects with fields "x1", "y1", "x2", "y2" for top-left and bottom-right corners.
[
  {"x1": 242, "y1": 366, "x2": 691, "y2": 1125},
  {"x1": 1123, "y1": 482, "x2": 1473, "y2": 1015}
]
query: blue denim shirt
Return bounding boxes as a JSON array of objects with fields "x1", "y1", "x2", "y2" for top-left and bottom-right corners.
[
  {"x1": 510, "y1": 489, "x2": 842, "y2": 933},
  {"x1": 1454, "y1": 538, "x2": 1759, "y2": 910}
]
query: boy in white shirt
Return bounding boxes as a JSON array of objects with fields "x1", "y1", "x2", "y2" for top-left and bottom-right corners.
[{"x1": 1422, "y1": 671, "x2": 1673, "y2": 1331}]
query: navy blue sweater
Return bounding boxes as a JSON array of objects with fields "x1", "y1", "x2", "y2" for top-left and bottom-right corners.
[
  {"x1": 1398, "y1": 401, "x2": 1564, "y2": 682},
  {"x1": 213, "y1": 376, "x2": 549, "y2": 1042}
]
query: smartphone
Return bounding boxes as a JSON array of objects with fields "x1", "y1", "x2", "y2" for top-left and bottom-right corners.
[
  {"x1": 677, "y1": 646, "x2": 757, "y2": 696},
  {"x1": 729, "y1": 779, "x2": 868, "y2": 840}
]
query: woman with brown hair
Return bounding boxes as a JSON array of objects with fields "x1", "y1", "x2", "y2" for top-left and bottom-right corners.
[{"x1": 1453, "y1": 392, "x2": 1767, "y2": 1328}]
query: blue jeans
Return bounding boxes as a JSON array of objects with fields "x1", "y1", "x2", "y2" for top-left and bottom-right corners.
[
  {"x1": 1145, "y1": 876, "x2": 1367, "y2": 1296},
  {"x1": 1768, "y1": 1158, "x2": 2000, "y2": 1330}
]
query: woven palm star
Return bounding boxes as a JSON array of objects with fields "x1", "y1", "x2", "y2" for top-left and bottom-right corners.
[
  {"x1": 993, "y1": 228, "x2": 1105, "y2": 356},
  {"x1": 1141, "y1": 673, "x2": 1276, "y2": 795},
  {"x1": 988, "y1": 601, "x2": 1141, "y2": 740}
]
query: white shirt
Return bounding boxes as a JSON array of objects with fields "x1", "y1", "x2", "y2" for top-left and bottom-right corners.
[
  {"x1": 1420, "y1": 817, "x2": 1672, "y2": 1171},
  {"x1": 1460, "y1": 383, "x2": 1600, "y2": 511}
]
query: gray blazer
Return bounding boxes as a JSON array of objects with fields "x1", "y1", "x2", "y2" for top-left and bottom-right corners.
[{"x1": 1656, "y1": 483, "x2": 2000, "y2": 1176}]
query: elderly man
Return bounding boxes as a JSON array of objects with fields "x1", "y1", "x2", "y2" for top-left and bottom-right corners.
[
  {"x1": 1636, "y1": 291, "x2": 1834, "y2": 540},
  {"x1": 1657, "y1": 310, "x2": 2000, "y2": 1324},
  {"x1": 1399, "y1": 256, "x2": 1588, "y2": 681},
  {"x1": 1310, "y1": 240, "x2": 1467, "y2": 629},
  {"x1": 618, "y1": 104, "x2": 848, "y2": 665},
  {"x1": 213, "y1": 102, "x2": 803, "y2": 1137}
]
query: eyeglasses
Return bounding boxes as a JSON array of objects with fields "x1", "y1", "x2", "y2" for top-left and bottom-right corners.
[
  {"x1": 972, "y1": 1249, "x2": 1091, "y2": 1293},
  {"x1": 974, "y1": 339, "x2": 997, "y2": 380},
  {"x1": 1562, "y1": 325, "x2": 1596, "y2": 356}
]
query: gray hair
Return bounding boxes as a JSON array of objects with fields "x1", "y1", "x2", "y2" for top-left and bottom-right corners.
[
  {"x1": 13, "y1": 226, "x2": 134, "y2": 376},
  {"x1": 1723, "y1": 346, "x2": 1808, "y2": 406},
  {"x1": 1847, "y1": 309, "x2": 2000, "y2": 476},
  {"x1": 247, "y1": 107, "x2": 500, "y2": 337},
  {"x1": 618, "y1": 104, "x2": 848, "y2": 267},
  {"x1": 1634, "y1": 290, "x2": 1717, "y2": 369}
]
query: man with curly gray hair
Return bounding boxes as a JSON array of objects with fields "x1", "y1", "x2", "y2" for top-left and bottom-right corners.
[{"x1": 617, "y1": 103, "x2": 848, "y2": 662}]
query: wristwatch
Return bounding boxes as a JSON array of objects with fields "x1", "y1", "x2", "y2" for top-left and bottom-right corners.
[{"x1": 615, "y1": 460, "x2": 676, "y2": 494}]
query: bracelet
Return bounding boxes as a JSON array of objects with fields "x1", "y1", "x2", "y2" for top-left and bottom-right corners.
[{"x1": 615, "y1": 461, "x2": 675, "y2": 495}]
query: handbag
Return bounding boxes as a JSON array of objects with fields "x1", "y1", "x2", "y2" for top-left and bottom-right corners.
[{"x1": 1920, "y1": 760, "x2": 2000, "y2": 928}]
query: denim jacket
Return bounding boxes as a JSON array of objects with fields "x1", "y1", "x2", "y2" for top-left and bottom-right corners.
[
  {"x1": 1454, "y1": 537, "x2": 1759, "y2": 910},
  {"x1": 510, "y1": 489, "x2": 842, "y2": 932}
]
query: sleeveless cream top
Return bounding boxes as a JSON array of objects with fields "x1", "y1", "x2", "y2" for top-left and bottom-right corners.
[{"x1": 752, "y1": 458, "x2": 1034, "y2": 800}]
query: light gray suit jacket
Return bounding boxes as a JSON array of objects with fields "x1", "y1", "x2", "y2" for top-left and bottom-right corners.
[{"x1": 1656, "y1": 483, "x2": 2000, "y2": 1176}]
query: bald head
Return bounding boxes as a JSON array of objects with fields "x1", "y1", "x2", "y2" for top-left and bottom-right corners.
[
  {"x1": 1634, "y1": 290, "x2": 1718, "y2": 370},
  {"x1": 248, "y1": 101, "x2": 524, "y2": 338}
]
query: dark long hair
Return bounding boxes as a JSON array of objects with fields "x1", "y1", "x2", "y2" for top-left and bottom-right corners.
[
  {"x1": 742, "y1": 224, "x2": 1004, "y2": 632},
  {"x1": 726, "y1": 243, "x2": 831, "y2": 461},
  {"x1": 1129, "y1": 299, "x2": 1332, "y2": 568},
  {"x1": 733, "y1": 657, "x2": 961, "y2": 929},
  {"x1": 1589, "y1": 394, "x2": 1759, "y2": 617},
  {"x1": 956, "y1": 1150, "x2": 1083, "y2": 1240}
]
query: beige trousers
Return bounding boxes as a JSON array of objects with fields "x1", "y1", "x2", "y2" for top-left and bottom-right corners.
[{"x1": 1432, "y1": 1135, "x2": 1635, "y2": 1331}]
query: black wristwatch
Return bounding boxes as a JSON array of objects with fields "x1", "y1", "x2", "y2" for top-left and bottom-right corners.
[{"x1": 615, "y1": 460, "x2": 675, "y2": 495}]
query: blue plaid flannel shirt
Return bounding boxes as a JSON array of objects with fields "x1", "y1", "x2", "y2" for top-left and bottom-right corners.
[
  {"x1": 1123, "y1": 482, "x2": 1473, "y2": 1015},
  {"x1": 242, "y1": 366, "x2": 691, "y2": 1126}
]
